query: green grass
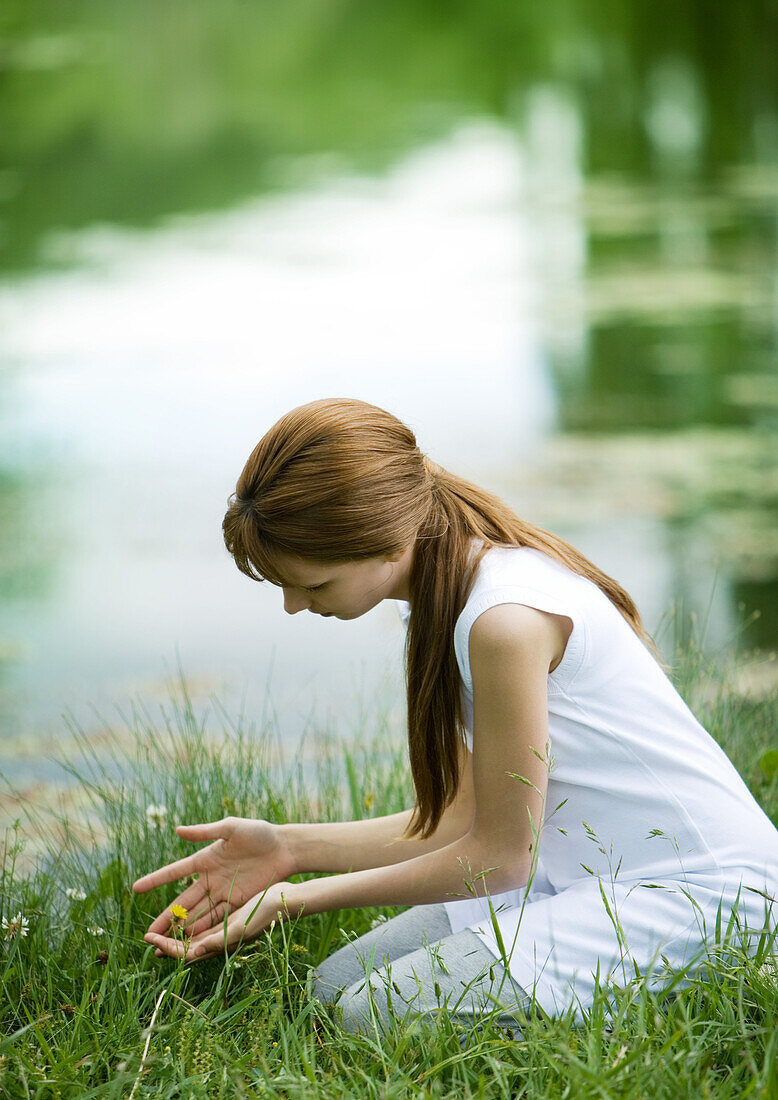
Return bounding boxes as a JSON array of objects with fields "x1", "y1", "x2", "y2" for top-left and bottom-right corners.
[{"x1": 1, "y1": 637, "x2": 777, "y2": 1099}]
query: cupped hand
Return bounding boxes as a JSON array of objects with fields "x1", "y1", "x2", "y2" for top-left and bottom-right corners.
[
  {"x1": 132, "y1": 817, "x2": 296, "y2": 939},
  {"x1": 143, "y1": 880, "x2": 297, "y2": 964}
]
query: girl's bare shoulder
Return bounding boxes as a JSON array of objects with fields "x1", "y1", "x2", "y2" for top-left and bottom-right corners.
[{"x1": 469, "y1": 602, "x2": 573, "y2": 675}]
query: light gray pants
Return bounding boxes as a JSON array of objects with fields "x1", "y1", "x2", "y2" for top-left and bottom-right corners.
[{"x1": 311, "y1": 903, "x2": 533, "y2": 1037}]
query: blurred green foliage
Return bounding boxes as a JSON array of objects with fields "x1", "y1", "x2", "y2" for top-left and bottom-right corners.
[
  {"x1": 1, "y1": 0, "x2": 777, "y2": 272},
  {"x1": 0, "y1": 0, "x2": 777, "y2": 669}
]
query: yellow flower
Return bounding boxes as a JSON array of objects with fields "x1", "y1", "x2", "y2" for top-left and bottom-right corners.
[
  {"x1": 170, "y1": 904, "x2": 188, "y2": 921},
  {"x1": 363, "y1": 792, "x2": 375, "y2": 811}
]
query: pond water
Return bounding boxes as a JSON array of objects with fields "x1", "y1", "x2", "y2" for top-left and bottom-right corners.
[{"x1": 1, "y1": 3, "x2": 777, "y2": 801}]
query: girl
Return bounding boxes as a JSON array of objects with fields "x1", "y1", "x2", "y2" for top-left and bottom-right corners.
[{"x1": 133, "y1": 398, "x2": 778, "y2": 1036}]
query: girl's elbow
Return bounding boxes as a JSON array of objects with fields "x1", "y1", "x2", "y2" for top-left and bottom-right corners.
[
  {"x1": 499, "y1": 858, "x2": 530, "y2": 893},
  {"x1": 465, "y1": 833, "x2": 531, "y2": 894},
  {"x1": 477, "y1": 860, "x2": 528, "y2": 896}
]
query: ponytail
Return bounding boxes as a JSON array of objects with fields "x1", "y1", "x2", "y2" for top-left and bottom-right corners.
[{"x1": 222, "y1": 400, "x2": 659, "y2": 841}]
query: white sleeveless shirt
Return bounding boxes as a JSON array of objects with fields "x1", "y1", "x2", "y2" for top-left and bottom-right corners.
[{"x1": 400, "y1": 544, "x2": 778, "y2": 1020}]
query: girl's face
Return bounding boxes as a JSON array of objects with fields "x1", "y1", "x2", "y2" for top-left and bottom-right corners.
[{"x1": 268, "y1": 547, "x2": 413, "y2": 620}]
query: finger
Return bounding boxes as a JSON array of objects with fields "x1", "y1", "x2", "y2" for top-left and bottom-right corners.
[
  {"x1": 144, "y1": 903, "x2": 234, "y2": 962},
  {"x1": 185, "y1": 906, "x2": 256, "y2": 962},
  {"x1": 147, "y1": 913, "x2": 172, "y2": 937},
  {"x1": 132, "y1": 852, "x2": 200, "y2": 894},
  {"x1": 175, "y1": 819, "x2": 234, "y2": 843},
  {"x1": 187, "y1": 909, "x2": 239, "y2": 954},
  {"x1": 187, "y1": 898, "x2": 230, "y2": 937},
  {"x1": 144, "y1": 931, "x2": 189, "y2": 961},
  {"x1": 186, "y1": 927, "x2": 239, "y2": 962},
  {"x1": 145, "y1": 927, "x2": 225, "y2": 965},
  {"x1": 145, "y1": 884, "x2": 213, "y2": 935},
  {"x1": 132, "y1": 820, "x2": 233, "y2": 894},
  {"x1": 188, "y1": 944, "x2": 224, "y2": 962}
]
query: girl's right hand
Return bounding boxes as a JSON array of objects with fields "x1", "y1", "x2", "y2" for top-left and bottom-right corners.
[{"x1": 132, "y1": 817, "x2": 297, "y2": 939}]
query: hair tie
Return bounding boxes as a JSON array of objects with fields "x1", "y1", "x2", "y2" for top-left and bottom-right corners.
[{"x1": 422, "y1": 454, "x2": 439, "y2": 482}]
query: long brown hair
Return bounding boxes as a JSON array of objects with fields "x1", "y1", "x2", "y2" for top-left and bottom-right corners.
[{"x1": 223, "y1": 398, "x2": 659, "y2": 839}]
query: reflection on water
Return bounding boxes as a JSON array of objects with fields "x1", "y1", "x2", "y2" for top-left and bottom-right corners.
[
  {"x1": 1, "y1": 2, "x2": 777, "y2": 803},
  {"x1": 1, "y1": 124, "x2": 776, "y2": 795},
  {"x1": 0, "y1": 125, "x2": 555, "y2": 780}
]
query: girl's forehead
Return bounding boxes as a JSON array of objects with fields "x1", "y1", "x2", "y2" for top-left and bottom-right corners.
[{"x1": 264, "y1": 552, "x2": 340, "y2": 586}]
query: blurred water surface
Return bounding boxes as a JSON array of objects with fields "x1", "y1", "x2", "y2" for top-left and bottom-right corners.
[{"x1": 1, "y1": 1, "x2": 777, "y2": 790}]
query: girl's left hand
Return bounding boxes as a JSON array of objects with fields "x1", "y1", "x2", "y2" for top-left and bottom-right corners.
[{"x1": 143, "y1": 881, "x2": 295, "y2": 963}]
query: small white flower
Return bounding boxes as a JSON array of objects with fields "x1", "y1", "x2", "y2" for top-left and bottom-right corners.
[
  {"x1": 65, "y1": 887, "x2": 87, "y2": 902},
  {"x1": 2, "y1": 912, "x2": 29, "y2": 940},
  {"x1": 370, "y1": 914, "x2": 388, "y2": 929},
  {"x1": 87, "y1": 925, "x2": 106, "y2": 936},
  {"x1": 146, "y1": 803, "x2": 167, "y2": 826}
]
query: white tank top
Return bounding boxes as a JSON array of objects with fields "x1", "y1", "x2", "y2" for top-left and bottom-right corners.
[
  {"x1": 452, "y1": 545, "x2": 778, "y2": 889},
  {"x1": 399, "y1": 544, "x2": 778, "y2": 1017}
]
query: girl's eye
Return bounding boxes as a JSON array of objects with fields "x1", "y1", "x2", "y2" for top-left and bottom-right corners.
[{"x1": 305, "y1": 584, "x2": 324, "y2": 593}]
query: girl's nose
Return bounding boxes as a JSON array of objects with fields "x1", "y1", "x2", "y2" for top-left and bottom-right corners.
[{"x1": 283, "y1": 588, "x2": 310, "y2": 615}]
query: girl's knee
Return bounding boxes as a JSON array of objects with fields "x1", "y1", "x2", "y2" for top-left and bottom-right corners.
[
  {"x1": 332, "y1": 983, "x2": 370, "y2": 1035},
  {"x1": 311, "y1": 946, "x2": 375, "y2": 1011},
  {"x1": 318, "y1": 972, "x2": 396, "y2": 1036},
  {"x1": 310, "y1": 938, "x2": 364, "y2": 1006},
  {"x1": 334, "y1": 978, "x2": 449, "y2": 1037},
  {"x1": 310, "y1": 961, "x2": 346, "y2": 1008},
  {"x1": 309, "y1": 972, "x2": 368, "y2": 1034}
]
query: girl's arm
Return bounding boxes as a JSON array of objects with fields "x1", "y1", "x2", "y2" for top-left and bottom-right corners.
[
  {"x1": 133, "y1": 745, "x2": 474, "y2": 941},
  {"x1": 146, "y1": 603, "x2": 559, "y2": 961},
  {"x1": 279, "y1": 745, "x2": 475, "y2": 874},
  {"x1": 279, "y1": 603, "x2": 553, "y2": 911}
]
